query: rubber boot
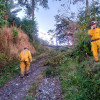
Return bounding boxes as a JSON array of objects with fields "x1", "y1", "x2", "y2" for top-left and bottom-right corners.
[
  {"x1": 94, "y1": 58, "x2": 99, "y2": 62},
  {"x1": 20, "y1": 74, "x2": 24, "y2": 78},
  {"x1": 25, "y1": 71, "x2": 29, "y2": 76}
]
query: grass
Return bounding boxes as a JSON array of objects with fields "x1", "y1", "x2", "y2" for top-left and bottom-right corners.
[
  {"x1": 0, "y1": 63, "x2": 20, "y2": 87},
  {"x1": 0, "y1": 42, "x2": 99, "y2": 100},
  {"x1": 41, "y1": 45, "x2": 100, "y2": 100},
  {"x1": 24, "y1": 82, "x2": 38, "y2": 100},
  {"x1": 59, "y1": 56, "x2": 100, "y2": 100},
  {"x1": 0, "y1": 56, "x2": 20, "y2": 87},
  {"x1": 28, "y1": 82, "x2": 38, "y2": 95},
  {"x1": 44, "y1": 66, "x2": 60, "y2": 77},
  {"x1": 12, "y1": 27, "x2": 18, "y2": 38},
  {"x1": 24, "y1": 74, "x2": 44, "y2": 100},
  {"x1": 24, "y1": 95, "x2": 35, "y2": 100},
  {"x1": 31, "y1": 46, "x2": 100, "y2": 100}
]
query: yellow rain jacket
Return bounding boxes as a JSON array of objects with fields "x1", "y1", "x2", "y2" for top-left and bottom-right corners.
[
  {"x1": 88, "y1": 28, "x2": 100, "y2": 40},
  {"x1": 88, "y1": 28, "x2": 100, "y2": 61},
  {"x1": 19, "y1": 49, "x2": 32, "y2": 62}
]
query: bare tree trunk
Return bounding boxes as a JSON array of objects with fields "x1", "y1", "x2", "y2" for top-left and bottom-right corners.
[
  {"x1": 92, "y1": 0, "x2": 94, "y2": 4},
  {"x1": 92, "y1": 0, "x2": 94, "y2": 7},
  {"x1": 86, "y1": 0, "x2": 89, "y2": 15},
  {"x1": 32, "y1": 0, "x2": 35, "y2": 20},
  {"x1": 92, "y1": 0, "x2": 95, "y2": 8}
]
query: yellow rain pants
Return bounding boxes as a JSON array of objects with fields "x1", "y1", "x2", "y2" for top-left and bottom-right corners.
[
  {"x1": 88, "y1": 28, "x2": 100, "y2": 61},
  {"x1": 20, "y1": 61, "x2": 30, "y2": 75},
  {"x1": 19, "y1": 49, "x2": 32, "y2": 76},
  {"x1": 91, "y1": 40, "x2": 100, "y2": 61}
]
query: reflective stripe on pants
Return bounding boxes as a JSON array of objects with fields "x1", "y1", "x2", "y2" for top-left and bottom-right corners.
[{"x1": 91, "y1": 40, "x2": 100, "y2": 61}]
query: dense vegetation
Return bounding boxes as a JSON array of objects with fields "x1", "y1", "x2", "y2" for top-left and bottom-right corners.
[
  {"x1": 0, "y1": 0, "x2": 100, "y2": 99},
  {"x1": 43, "y1": 38, "x2": 100, "y2": 99},
  {"x1": 42, "y1": 2, "x2": 100, "y2": 99},
  {"x1": 0, "y1": 0, "x2": 38, "y2": 87}
]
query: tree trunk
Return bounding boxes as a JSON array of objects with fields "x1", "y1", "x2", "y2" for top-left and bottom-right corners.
[
  {"x1": 32, "y1": 0, "x2": 35, "y2": 20},
  {"x1": 86, "y1": 0, "x2": 89, "y2": 15},
  {"x1": 92, "y1": 0, "x2": 94, "y2": 4},
  {"x1": 92, "y1": 0, "x2": 95, "y2": 8}
]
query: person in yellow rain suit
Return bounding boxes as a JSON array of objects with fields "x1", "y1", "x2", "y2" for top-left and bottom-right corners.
[
  {"x1": 88, "y1": 21, "x2": 100, "y2": 62},
  {"x1": 19, "y1": 46, "x2": 32, "y2": 78}
]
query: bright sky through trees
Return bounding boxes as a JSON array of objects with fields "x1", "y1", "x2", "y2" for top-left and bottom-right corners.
[
  {"x1": 16, "y1": 0, "x2": 93, "y2": 45},
  {"x1": 35, "y1": 0, "x2": 93, "y2": 33}
]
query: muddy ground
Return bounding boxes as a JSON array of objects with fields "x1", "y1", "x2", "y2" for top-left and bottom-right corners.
[
  {"x1": 0, "y1": 58, "x2": 62, "y2": 100},
  {"x1": 35, "y1": 76, "x2": 61, "y2": 100}
]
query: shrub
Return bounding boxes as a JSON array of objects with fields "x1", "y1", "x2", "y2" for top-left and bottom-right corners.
[
  {"x1": 0, "y1": 54, "x2": 19, "y2": 87},
  {"x1": 72, "y1": 31, "x2": 92, "y2": 61},
  {"x1": 12, "y1": 27, "x2": 18, "y2": 38},
  {"x1": 0, "y1": 1, "x2": 6, "y2": 28},
  {"x1": 45, "y1": 67, "x2": 60, "y2": 77},
  {"x1": 59, "y1": 56, "x2": 100, "y2": 100},
  {"x1": 0, "y1": 19, "x2": 6, "y2": 28},
  {"x1": 21, "y1": 19, "x2": 38, "y2": 41},
  {"x1": 43, "y1": 52, "x2": 67, "y2": 67}
]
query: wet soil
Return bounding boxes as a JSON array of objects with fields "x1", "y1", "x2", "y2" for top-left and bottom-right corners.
[{"x1": 0, "y1": 58, "x2": 47, "y2": 100}]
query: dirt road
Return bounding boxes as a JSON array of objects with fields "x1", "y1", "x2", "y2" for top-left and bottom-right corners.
[{"x1": 0, "y1": 58, "x2": 47, "y2": 100}]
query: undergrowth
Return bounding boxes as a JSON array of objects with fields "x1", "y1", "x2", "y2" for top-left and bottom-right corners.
[
  {"x1": 12, "y1": 27, "x2": 18, "y2": 38},
  {"x1": 42, "y1": 32, "x2": 100, "y2": 99},
  {"x1": 59, "y1": 55, "x2": 100, "y2": 100},
  {"x1": 0, "y1": 54, "x2": 19, "y2": 87},
  {"x1": 43, "y1": 48, "x2": 100, "y2": 99}
]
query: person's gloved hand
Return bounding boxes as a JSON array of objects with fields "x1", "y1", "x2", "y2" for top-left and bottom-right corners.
[{"x1": 30, "y1": 60, "x2": 32, "y2": 62}]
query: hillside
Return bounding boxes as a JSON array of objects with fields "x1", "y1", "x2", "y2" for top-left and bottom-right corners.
[
  {"x1": 0, "y1": 27, "x2": 37, "y2": 87},
  {"x1": 0, "y1": 27, "x2": 36, "y2": 55}
]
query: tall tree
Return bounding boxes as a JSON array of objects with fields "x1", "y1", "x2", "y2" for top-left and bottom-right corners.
[
  {"x1": 73, "y1": 0, "x2": 89, "y2": 15},
  {"x1": 0, "y1": 0, "x2": 6, "y2": 27},
  {"x1": 18, "y1": 0, "x2": 49, "y2": 19},
  {"x1": 32, "y1": 0, "x2": 35, "y2": 19},
  {"x1": 86, "y1": 0, "x2": 89, "y2": 15}
]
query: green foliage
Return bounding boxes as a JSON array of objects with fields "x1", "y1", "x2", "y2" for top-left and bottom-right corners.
[
  {"x1": 25, "y1": 96, "x2": 35, "y2": 100},
  {"x1": 78, "y1": 2, "x2": 100, "y2": 32},
  {"x1": 18, "y1": 0, "x2": 49, "y2": 18},
  {"x1": 7, "y1": 15, "x2": 38, "y2": 41},
  {"x1": 0, "y1": 53, "x2": 9, "y2": 71},
  {"x1": 0, "y1": 1, "x2": 6, "y2": 16},
  {"x1": 0, "y1": 1, "x2": 6, "y2": 27},
  {"x1": 0, "y1": 19, "x2": 6, "y2": 28},
  {"x1": 45, "y1": 67, "x2": 60, "y2": 77},
  {"x1": 25, "y1": 82, "x2": 38, "y2": 100},
  {"x1": 0, "y1": 0, "x2": 15, "y2": 27},
  {"x1": 57, "y1": 2, "x2": 100, "y2": 99},
  {"x1": 59, "y1": 56, "x2": 100, "y2": 100},
  {"x1": 8, "y1": 14, "x2": 21, "y2": 27},
  {"x1": 71, "y1": 31, "x2": 92, "y2": 62},
  {"x1": 43, "y1": 51, "x2": 68, "y2": 77},
  {"x1": 28, "y1": 82, "x2": 38, "y2": 95},
  {"x1": 33, "y1": 40, "x2": 41, "y2": 52},
  {"x1": 0, "y1": 53, "x2": 5, "y2": 60},
  {"x1": 21, "y1": 19, "x2": 38, "y2": 41},
  {"x1": 12, "y1": 27, "x2": 18, "y2": 38},
  {"x1": 43, "y1": 52, "x2": 68, "y2": 67},
  {"x1": 0, "y1": 55, "x2": 19, "y2": 87}
]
